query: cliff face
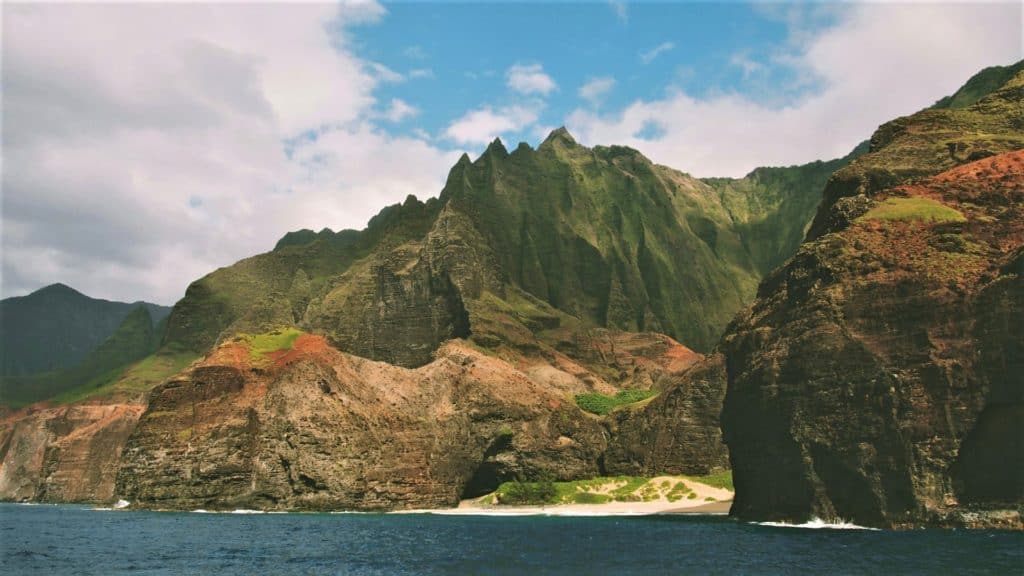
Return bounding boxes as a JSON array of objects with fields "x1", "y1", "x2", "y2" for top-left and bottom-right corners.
[
  {"x1": 604, "y1": 353, "x2": 730, "y2": 476},
  {"x1": 720, "y1": 72, "x2": 1024, "y2": 529},
  {"x1": 162, "y1": 130, "x2": 857, "y2": 361},
  {"x1": 0, "y1": 403, "x2": 144, "y2": 502},
  {"x1": 115, "y1": 332, "x2": 710, "y2": 510}
]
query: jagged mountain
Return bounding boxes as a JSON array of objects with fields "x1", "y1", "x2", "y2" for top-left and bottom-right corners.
[
  {"x1": 164, "y1": 128, "x2": 860, "y2": 360},
  {"x1": 4, "y1": 129, "x2": 859, "y2": 510},
  {"x1": 0, "y1": 284, "x2": 170, "y2": 378},
  {"x1": 6, "y1": 61, "x2": 1017, "y2": 521}
]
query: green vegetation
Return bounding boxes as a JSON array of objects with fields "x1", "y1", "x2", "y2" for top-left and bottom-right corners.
[
  {"x1": 858, "y1": 197, "x2": 966, "y2": 224},
  {"x1": 489, "y1": 473, "x2": 735, "y2": 506},
  {"x1": 932, "y1": 61, "x2": 1024, "y2": 110},
  {"x1": 50, "y1": 349, "x2": 199, "y2": 405},
  {"x1": 575, "y1": 389, "x2": 658, "y2": 415},
  {"x1": 0, "y1": 283, "x2": 170, "y2": 380},
  {"x1": 684, "y1": 470, "x2": 734, "y2": 491},
  {"x1": 1, "y1": 305, "x2": 171, "y2": 407},
  {"x1": 160, "y1": 125, "x2": 866, "y2": 366},
  {"x1": 702, "y1": 143, "x2": 867, "y2": 276},
  {"x1": 666, "y1": 481, "x2": 692, "y2": 502},
  {"x1": 496, "y1": 472, "x2": 557, "y2": 505},
  {"x1": 235, "y1": 328, "x2": 303, "y2": 360}
]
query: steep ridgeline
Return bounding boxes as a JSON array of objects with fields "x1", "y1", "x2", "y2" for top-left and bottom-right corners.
[
  {"x1": 0, "y1": 284, "x2": 170, "y2": 378},
  {"x1": 1, "y1": 288, "x2": 171, "y2": 406},
  {"x1": 165, "y1": 129, "x2": 857, "y2": 361},
  {"x1": 718, "y1": 69, "x2": 1024, "y2": 528},
  {"x1": 932, "y1": 60, "x2": 1024, "y2": 110},
  {"x1": 90, "y1": 130, "x2": 860, "y2": 511}
]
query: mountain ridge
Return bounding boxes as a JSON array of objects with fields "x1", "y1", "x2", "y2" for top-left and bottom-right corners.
[{"x1": 0, "y1": 284, "x2": 170, "y2": 380}]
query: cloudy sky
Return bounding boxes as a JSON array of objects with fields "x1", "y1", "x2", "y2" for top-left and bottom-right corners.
[{"x1": 2, "y1": 1, "x2": 1021, "y2": 305}]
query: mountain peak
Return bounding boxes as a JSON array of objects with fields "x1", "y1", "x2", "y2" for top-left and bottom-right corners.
[
  {"x1": 541, "y1": 126, "x2": 577, "y2": 146},
  {"x1": 34, "y1": 282, "x2": 85, "y2": 298},
  {"x1": 485, "y1": 137, "x2": 508, "y2": 157}
]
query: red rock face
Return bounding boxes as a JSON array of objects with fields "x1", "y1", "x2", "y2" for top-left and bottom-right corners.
[
  {"x1": 0, "y1": 403, "x2": 144, "y2": 503},
  {"x1": 113, "y1": 333, "x2": 721, "y2": 511},
  {"x1": 721, "y1": 138, "x2": 1024, "y2": 528}
]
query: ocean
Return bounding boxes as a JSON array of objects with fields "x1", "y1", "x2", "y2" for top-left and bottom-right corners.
[{"x1": 2, "y1": 504, "x2": 1021, "y2": 575}]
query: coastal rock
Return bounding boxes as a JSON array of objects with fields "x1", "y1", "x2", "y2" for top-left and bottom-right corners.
[
  {"x1": 604, "y1": 354, "x2": 730, "y2": 476},
  {"x1": 0, "y1": 403, "x2": 144, "y2": 503},
  {"x1": 114, "y1": 333, "x2": 691, "y2": 511},
  {"x1": 720, "y1": 72, "x2": 1024, "y2": 529}
]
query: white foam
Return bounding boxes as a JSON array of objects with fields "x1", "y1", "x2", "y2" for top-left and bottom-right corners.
[
  {"x1": 393, "y1": 508, "x2": 668, "y2": 518},
  {"x1": 229, "y1": 509, "x2": 265, "y2": 514},
  {"x1": 754, "y1": 517, "x2": 880, "y2": 530}
]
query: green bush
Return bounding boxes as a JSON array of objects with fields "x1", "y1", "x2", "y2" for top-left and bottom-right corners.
[
  {"x1": 574, "y1": 389, "x2": 658, "y2": 415},
  {"x1": 572, "y1": 492, "x2": 611, "y2": 504},
  {"x1": 496, "y1": 471, "x2": 557, "y2": 505},
  {"x1": 684, "y1": 470, "x2": 734, "y2": 491}
]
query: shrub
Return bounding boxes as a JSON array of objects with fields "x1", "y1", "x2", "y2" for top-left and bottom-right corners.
[
  {"x1": 496, "y1": 471, "x2": 557, "y2": 505},
  {"x1": 574, "y1": 389, "x2": 658, "y2": 415},
  {"x1": 573, "y1": 492, "x2": 611, "y2": 504}
]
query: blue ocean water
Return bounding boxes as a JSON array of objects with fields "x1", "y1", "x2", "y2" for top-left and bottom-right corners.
[{"x1": 1, "y1": 504, "x2": 1021, "y2": 575}]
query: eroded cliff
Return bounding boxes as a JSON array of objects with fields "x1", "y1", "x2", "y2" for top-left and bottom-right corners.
[{"x1": 719, "y1": 72, "x2": 1024, "y2": 529}]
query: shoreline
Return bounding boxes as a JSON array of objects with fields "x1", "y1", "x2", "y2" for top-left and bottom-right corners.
[{"x1": 405, "y1": 498, "x2": 733, "y2": 517}]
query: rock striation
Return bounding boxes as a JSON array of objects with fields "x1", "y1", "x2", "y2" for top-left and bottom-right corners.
[
  {"x1": 720, "y1": 71, "x2": 1024, "y2": 528},
  {"x1": 0, "y1": 403, "x2": 144, "y2": 502},
  {"x1": 115, "y1": 333, "x2": 705, "y2": 510}
]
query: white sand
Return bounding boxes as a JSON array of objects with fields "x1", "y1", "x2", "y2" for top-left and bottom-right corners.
[{"x1": 397, "y1": 477, "x2": 734, "y2": 517}]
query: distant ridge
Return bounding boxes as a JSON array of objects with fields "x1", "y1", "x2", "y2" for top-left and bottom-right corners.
[{"x1": 0, "y1": 283, "x2": 170, "y2": 378}]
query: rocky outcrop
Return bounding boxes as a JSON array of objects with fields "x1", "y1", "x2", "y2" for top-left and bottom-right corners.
[
  {"x1": 720, "y1": 72, "x2": 1024, "y2": 529},
  {"x1": 0, "y1": 403, "x2": 144, "y2": 503},
  {"x1": 604, "y1": 353, "x2": 730, "y2": 476},
  {"x1": 114, "y1": 332, "x2": 697, "y2": 511}
]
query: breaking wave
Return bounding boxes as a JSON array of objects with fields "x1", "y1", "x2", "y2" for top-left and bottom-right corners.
[{"x1": 754, "y1": 517, "x2": 880, "y2": 530}]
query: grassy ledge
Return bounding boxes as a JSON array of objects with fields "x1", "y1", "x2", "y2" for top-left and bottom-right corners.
[
  {"x1": 233, "y1": 328, "x2": 303, "y2": 360},
  {"x1": 858, "y1": 197, "x2": 966, "y2": 224},
  {"x1": 574, "y1": 389, "x2": 658, "y2": 415}
]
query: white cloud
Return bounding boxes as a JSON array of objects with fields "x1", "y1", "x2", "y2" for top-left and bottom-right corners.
[
  {"x1": 409, "y1": 68, "x2": 434, "y2": 79},
  {"x1": 730, "y1": 52, "x2": 766, "y2": 79},
  {"x1": 579, "y1": 76, "x2": 616, "y2": 106},
  {"x1": 569, "y1": 2, "x2": 1022, "y2": 177},
  {"x1": 640, "y1": 42, "x2": 674, "y2": 64},
  {"x1": 381, "y1": 98, "x2": 418, "y2": 122},
  {"x1": 403, "y1": 45, "x2": 427, "y2": 60},
  {"x1": 2, "y1": 3, "x2": 459, "y2": 304},
  {"x1": 368, "y1": 62, "x2": 404, "y2": 83},
  {"x1": 444, "y1": 106, "x2": 540, "y2": 145},
  {"x1": 506, "y1": 63, "x2": 558, "y2": 96},
  {"x1": 609, "y1": 1, "x2": 628, "y2": 23}
]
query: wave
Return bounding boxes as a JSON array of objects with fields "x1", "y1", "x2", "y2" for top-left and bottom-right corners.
[
  {"x1": 394, "y1": 508, "x2": 665, "y2": 518},
  {"x1": 754, "y1": 517, "x2": 880, "y2": 531}
]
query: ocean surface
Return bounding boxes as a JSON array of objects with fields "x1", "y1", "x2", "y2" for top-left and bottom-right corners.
[{"x1": 2, "y1": 504, "x2": 1021, "y2": 575}]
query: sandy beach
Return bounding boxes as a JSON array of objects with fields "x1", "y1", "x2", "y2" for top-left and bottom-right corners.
[{"x1": 410, "y1": 476, "x2": 734, "y2": 517}]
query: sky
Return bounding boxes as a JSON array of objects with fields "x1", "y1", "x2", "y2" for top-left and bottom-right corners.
[{"x1": 2, "y1": 1, "x2": 1021, "y2": 305}]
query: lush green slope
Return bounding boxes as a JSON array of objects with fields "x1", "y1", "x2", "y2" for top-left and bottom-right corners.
[
  {"x1": 932, "y1": 60, "x2": 1024, "y2": 110},
  {"x1": 1, "y1": 305, "x2": 166, "y2": 406},
  {"x1": 702, "y1": 142, "x2": 868, "y2": 276},
  {"x1": 163, "y1": 130, "x2": 857, "y2": 361},
  {"x1": 0, "y1": 283, "x2": 170, "y2": 378}
]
